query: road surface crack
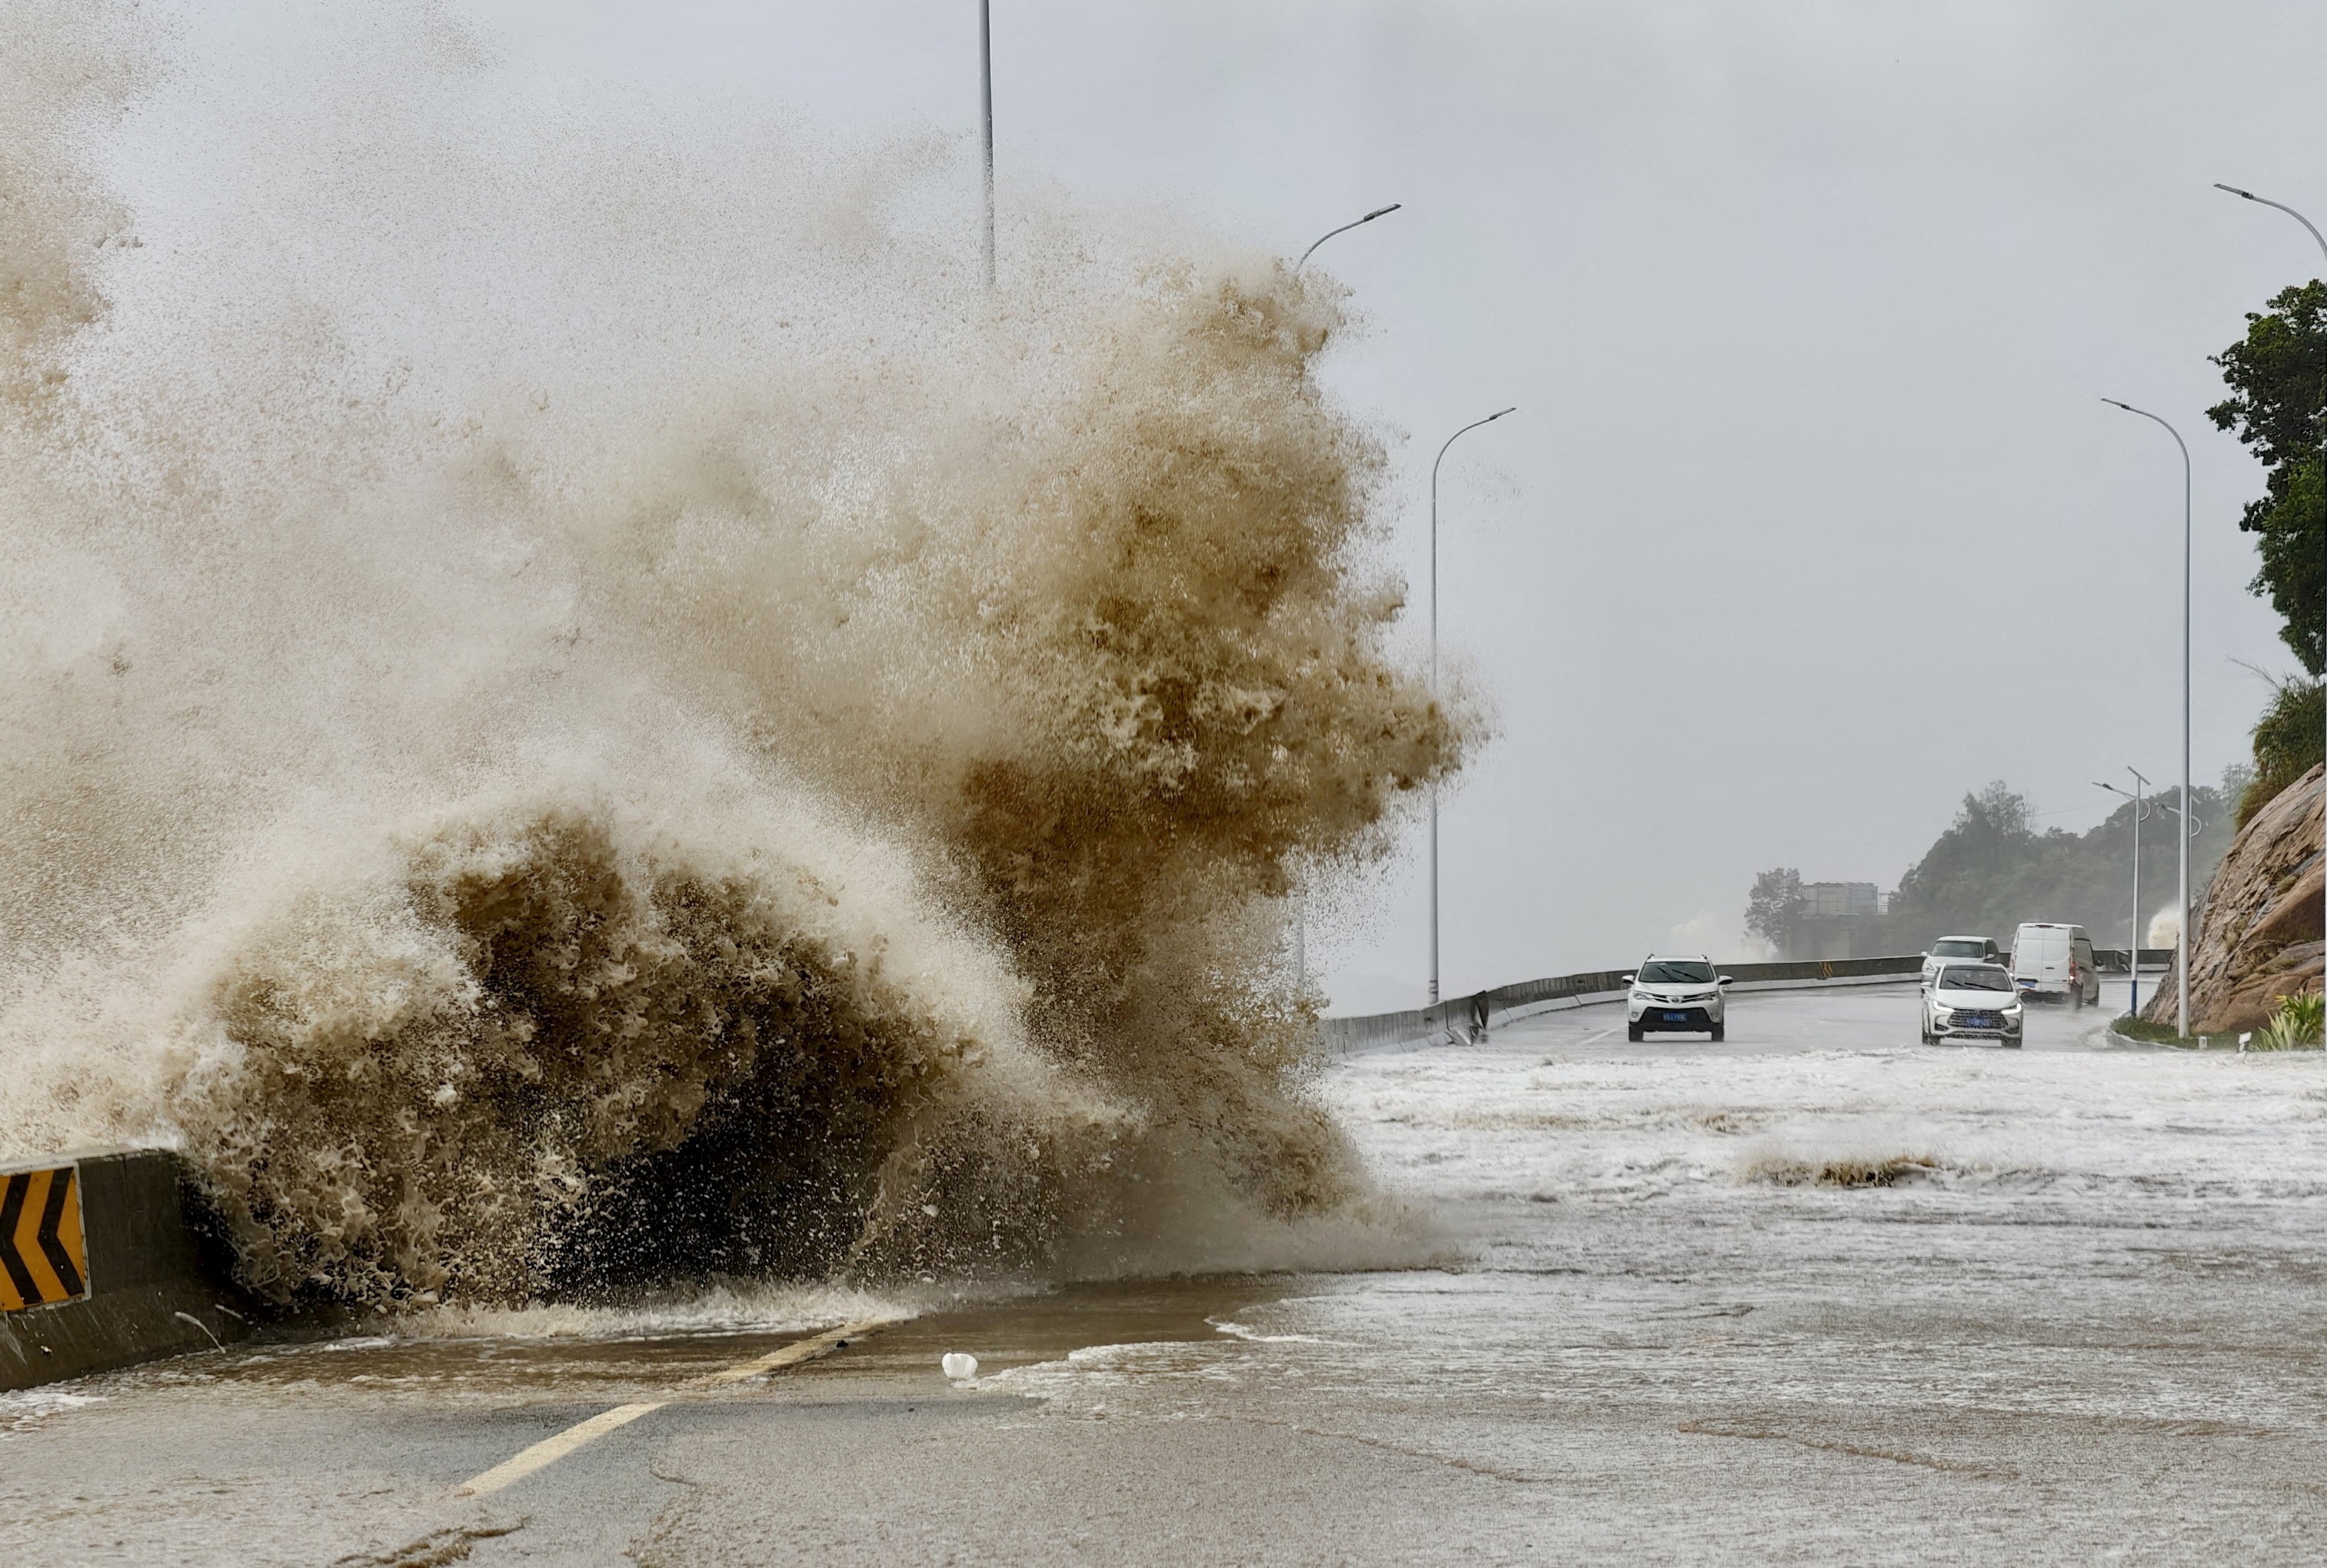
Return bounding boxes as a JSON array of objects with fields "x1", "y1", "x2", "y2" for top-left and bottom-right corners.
[
  {"x1": 332, "y1": 1520, "x2": 526, "y2": 1567},
  {"x1": 1679, "y1": 1418, "x2": 2016, "y2": 1480},
  {"x1": 1207, "y1": 1413, "x2": 1552, "y2": 1485}
]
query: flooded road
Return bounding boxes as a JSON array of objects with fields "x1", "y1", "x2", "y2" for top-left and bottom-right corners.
[{"x1": 4, "y1": 981, "x2": 2323, "y2": 1563}]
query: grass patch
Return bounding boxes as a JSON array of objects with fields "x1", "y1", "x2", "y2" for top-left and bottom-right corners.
[{"x1": 2110, "y1": 1014, "x2": 2195, "y2": 1045}]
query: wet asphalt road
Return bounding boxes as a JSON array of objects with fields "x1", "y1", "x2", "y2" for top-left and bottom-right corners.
[{"x1": 3, "y1": 980, "x2": 2322, "y2": 1565}]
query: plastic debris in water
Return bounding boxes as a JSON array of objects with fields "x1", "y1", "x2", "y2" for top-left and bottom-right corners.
[{"x1": 941, "y1": 1352, "x2": 978, "y2": 1381}]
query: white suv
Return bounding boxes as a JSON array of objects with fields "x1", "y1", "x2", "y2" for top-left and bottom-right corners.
[
  {"x1": 1920, "y1": 962, "x2": 2025, "y2": 1047},
  {"x1": 1920, "y1": 935, "x2": 2002, "y2": 986},
  {"x1": 1626, "y1": 955, "x2": 1733, "y2": 1041}
]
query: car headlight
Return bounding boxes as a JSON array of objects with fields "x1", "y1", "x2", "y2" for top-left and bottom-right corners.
[
  {"x1": 1929, "y1": 1004, "x2": 1952, "y2": 1020},
  {"x1": 1630, "y1": 988, "x2": 1650, "y2": 1000}
]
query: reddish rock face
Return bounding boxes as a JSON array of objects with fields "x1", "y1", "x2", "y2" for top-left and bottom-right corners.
[{"x1": 2146, "y1": 764, "x2": 2324, "y2": 1034}]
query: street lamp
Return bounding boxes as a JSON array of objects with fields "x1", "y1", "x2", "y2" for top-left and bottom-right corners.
[
  {"x1": 2215, "y1": 181, "x2": 2327, "y2": 1006},
  {"x1": 979, "y1": 2, "x2": 995, "y2": 288},
  {"x1": 1428, "y1": 406, "x2": 1517, "y2": 1007},
  {"x1": 2095, "y1": 767, "x2": 2152, "y2": 1015},
  {"x1": 1283, "y1": 202, "x2": 1400, "y2": 997},
  {"x1": 2102, "y1": 398, "x2": 2193, "y2": 1038},
  {"x1": 1294, "y1": 205, "x2": 1402, "y2": 277}
]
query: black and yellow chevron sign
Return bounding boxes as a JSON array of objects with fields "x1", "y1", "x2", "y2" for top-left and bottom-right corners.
[{"x1": 0, "y1": 1164, "x2": 88, "y2": 1312}]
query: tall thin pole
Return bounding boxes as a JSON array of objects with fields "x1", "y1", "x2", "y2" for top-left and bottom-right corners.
[
  {"x1": 1283, "y1": 203, "x2": 1400, "y2": 1000},
  {"x1": 2099, "y1": 768, "x2": 2152, "y2": 1015},
  {"x1": 2215, "y1": 184, "x2": 2327, "y2": 1007},
  {"x1": 979, "y1": 1, "x2": 995, "y2": 290},
  {"x1": 2103, "y1": 399, "x2": 2193, "y2": 1036},
  {"x1": 1427, "y1": 407, "x2": 1516, "y2": 1007},
  {"x1": 2131, "y1": 767, "x2": 2146, "y2": 1017}
]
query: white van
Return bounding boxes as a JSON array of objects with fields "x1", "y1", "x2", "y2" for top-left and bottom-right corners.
[{"x1": 2010, "y1": 922, "x2": 2099, "y2": 1007}]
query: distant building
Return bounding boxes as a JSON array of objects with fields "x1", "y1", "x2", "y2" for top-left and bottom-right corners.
[
  {"x1": 1801, "y1": 881, "x2": 1882, "y2": 920},
  {"x1": 1793, "y1": 881, "x2": 1886, "y2": 959}
]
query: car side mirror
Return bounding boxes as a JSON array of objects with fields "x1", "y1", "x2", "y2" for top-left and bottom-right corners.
[
  {"x1": 1717, "y1": 975, "x2": 1733, "y2": 986},
  {"x1": 1622, "y1": 974, "x2": 1636, "y2": 984}
]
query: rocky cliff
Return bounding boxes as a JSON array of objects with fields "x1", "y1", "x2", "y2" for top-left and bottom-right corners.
[{"x1": 2144, "y1": 763, "x2": 2323, "y2": 1033}]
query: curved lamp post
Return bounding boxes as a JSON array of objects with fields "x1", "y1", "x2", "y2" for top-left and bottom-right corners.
[
  {"x1": 2215, "y1": 182, "x2": 2327, "y2": 1009},
  {"x1": 1283, "y1": 202, "x2": 1400, "y2": 994},
  {"x1": 1428, "y1": 407, "x2": 1517, "y2": 1007},
  {"x1": 1294, "y1": 205, "x2": 1401, "y2": 277},
  {"x1": 2102, "y1": 398, "x2": 2193, "y2": 1037}
]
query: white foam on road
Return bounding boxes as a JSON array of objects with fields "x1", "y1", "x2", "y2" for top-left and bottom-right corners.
[
  {"x1": 1330, "y1": 986, "x2": 2327, "y2": 1216},
  {"x1": 977, "y1": 983, "x2": 2327, "y2": 1561}
]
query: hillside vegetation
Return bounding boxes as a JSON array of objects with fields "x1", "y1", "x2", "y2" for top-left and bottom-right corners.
[{"x1": 1751, "y1": 777, "x2": 2239, "y2": 957}]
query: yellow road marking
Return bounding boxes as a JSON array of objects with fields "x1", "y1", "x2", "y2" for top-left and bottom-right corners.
[{"x1": 451, "y1": 1316, "x2": 904, "y2": 1497}]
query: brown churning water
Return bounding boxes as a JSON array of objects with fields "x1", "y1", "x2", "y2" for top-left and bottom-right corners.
[{"x1": 0, "y1": 4, "x2": 1473, "y2": 1310}]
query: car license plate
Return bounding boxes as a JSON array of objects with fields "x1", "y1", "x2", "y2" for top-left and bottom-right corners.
[{"x1": 1662, "y1": 1011, "x2": 1689, "y2": 1023}]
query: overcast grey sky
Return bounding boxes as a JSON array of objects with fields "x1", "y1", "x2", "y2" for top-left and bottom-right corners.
[{"x1": 228, "y1": 2, "x2": 2327, "y2": 1008}]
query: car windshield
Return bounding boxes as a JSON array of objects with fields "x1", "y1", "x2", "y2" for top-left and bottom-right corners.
[
  {"x1": 1640, "y1": 960, "x2": 1715, "y2": 984},
  {"x1": 1931, "y1": 940, "x2": 1984, "y2": 958},
  {"x1": 1939, "y1": 965, "x2": 2012, "y2": 992}
]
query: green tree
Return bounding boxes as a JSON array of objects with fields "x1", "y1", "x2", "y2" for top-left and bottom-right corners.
[
  {"x1": 1745, "y1": 867, "x2": 1805, "y2": 956},
  {"x1": 2209, "y1": 281, "x2": 2327, "y2": 674},
  {"x1": 1886, "y1": 778, "x2": 2235, "y2": 950}
]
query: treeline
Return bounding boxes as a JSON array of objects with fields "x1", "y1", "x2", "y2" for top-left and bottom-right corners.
[
  {"x1": 1749, "y1": 777, "x2": 2242, "y2": 957},
  {"x1": 2212, "y1": 279, "x2": 2325, "y2": 822}
]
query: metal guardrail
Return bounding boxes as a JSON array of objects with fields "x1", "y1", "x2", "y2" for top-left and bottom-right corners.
[
  {"x1": 1319, "y1": 954, "x2": 1926, "y2": 1055},
  {"x1": 2096, "y1": 947, "x2": 2176, "y2": 974},
  {"x1": 1319, "y1": 947, "x2": 2181, "y2": 1055}
]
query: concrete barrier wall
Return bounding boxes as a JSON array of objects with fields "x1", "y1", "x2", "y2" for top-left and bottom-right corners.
[
  {"x1": 1320, "y1": 954, "x2": 1927, "y2": 1055},
  {"x1": 1, "y1": 1149, "x2": 247, "y2": 1392}
]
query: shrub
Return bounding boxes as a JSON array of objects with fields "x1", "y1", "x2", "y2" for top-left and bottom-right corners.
[
  {"x1": 2239, "y1": 678, "x2": 2323, "y2": 829},
  {"x1": 2250, "y1": 990, "x2": 2324, "y2": 1050}
]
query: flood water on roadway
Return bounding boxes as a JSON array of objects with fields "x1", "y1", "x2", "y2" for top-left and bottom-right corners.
[
  {"x1": 5, "y1": 980, "x2": 2323, "y2": 1563},
  {"x1": 974, "y1": 980, "x2": 2327, "y2": 1559}
]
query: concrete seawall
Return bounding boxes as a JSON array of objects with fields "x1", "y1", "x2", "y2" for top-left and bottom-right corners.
[{"x1": 1, "y1": 1149, "x2": 247, "y2": 1392}]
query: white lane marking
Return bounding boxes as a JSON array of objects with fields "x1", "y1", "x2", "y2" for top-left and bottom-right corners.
[
  {"x1": 452, "y1": 1316, "x2": 904, "y2": 1497},
  {"x1": 456, "y1": 1401, "x2": 664, "y2": 1496},
  {"x1": 694, "y1": 1317, "x2": 905, "y2": 1387},
  {"x1": 1578, "y1": 1027, "x2": 1617, "y2": 1044}
]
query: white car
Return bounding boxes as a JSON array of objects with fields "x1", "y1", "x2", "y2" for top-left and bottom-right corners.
[
  {"x1": 2010, "y1": 921, "x2": 2099, "y2": 1007},
  {"x1": 1920, "y1": 962, "x2": 2025, "y2": 1047},
  {"x1": 1626, "y1": 955, "x2": 1733, "y2": 1041},
  {"x1": 1920, "y1": 934, "x2": 2002, "y2": 986}
]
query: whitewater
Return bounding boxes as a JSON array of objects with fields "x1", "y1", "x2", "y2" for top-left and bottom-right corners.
[{"x1": 0, "y1": 3, "x2": 1469, "y2": 1313}]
